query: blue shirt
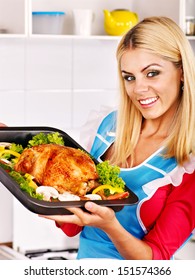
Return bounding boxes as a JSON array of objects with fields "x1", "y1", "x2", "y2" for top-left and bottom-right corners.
[{"x1": 77, "y1": 111, "x2": 184, "y2": 259}]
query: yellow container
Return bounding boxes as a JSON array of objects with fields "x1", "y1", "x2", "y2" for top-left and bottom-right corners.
[{"x1": 103, "y1": 9, "x2": 138, "y2": 36}]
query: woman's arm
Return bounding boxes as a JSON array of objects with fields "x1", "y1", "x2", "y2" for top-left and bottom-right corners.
[
  {"x1": 143, "y1": 171, "x2": 195, "y2": 259},
  {"x1": 40, "y1": 201, "x2": 153, "y2": 259},
  {"x1": 40, "y1": 171, "x2": 195, "y2": 260},
  {"x1": 82, "y1": 202, "x2": 153, "y2": 260}
]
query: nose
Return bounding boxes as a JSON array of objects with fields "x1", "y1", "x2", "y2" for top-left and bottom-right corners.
[{"x1": 133, "y1": 78, "x2": 149, "y2": 94}]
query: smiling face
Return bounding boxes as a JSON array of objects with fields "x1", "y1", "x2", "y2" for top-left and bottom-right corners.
[{"x1": 120, "y1": 48, "x2": 183, "y2": 121}]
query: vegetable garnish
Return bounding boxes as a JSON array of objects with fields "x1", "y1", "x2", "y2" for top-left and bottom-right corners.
[
  {"x1": 0, "y1": 160, "x2": 12, "y2": 172},
  {"x1": 28, "y1": 132, "x2": 64, "y2": 147},
  {"x1": 24, "y1": 173, "x2": 38, "y2": 189},
  {"x1": 96, "y1": 161, "x2": 125, "y2": 189},
  {"x1": 0, "y1": 149, "x2": 21, "y2": 158},
  {"x1": 0, "y1": 144, "x2": 23, "y2": 160},
  {"x1": 9, "y1": 171, "x2": 43, "y2": 200},
  {"x1": 93, "y1": 160, "x2": 128, "y2": 199},
  {"x1": 92, "y1": 184, "x2": 124, "y2": 195},
  {"x1": 105, "y1": 191, "x2": 129, "y2": 200}
]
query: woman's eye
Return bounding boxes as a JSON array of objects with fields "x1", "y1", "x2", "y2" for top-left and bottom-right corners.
[
  {"x1": 147, "y1": 70, "x2": 160, "y2": 77},
  {"x1": 123, "y1": 75, "x2": 135, "y2": 81}
]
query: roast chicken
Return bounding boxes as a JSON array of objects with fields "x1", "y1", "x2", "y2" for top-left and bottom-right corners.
[{"x1": 14, "y1": 144, "x2": 99, "y2": 196}]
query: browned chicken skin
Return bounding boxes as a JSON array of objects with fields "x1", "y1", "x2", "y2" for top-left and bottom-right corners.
[{"x1": 14, "y1": 144, "x2": 99, "y2": 196}]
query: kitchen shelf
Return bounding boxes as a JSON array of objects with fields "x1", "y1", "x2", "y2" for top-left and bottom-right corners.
[
  {"x1": 0, "y1": 34, "x2": 27, "y2": 39},
  {"x1": 0, "y1": 0, "x2": 194, "y2": 42},
  {"x1": 28, "y1": 33, "x2": 195, "y2": 41},
  {"x1": 29, "y1": 34, "x2": 122, "y2": 40},
  {"x1": 186, "y1": 36, "x2": 195, "y2": 40}
]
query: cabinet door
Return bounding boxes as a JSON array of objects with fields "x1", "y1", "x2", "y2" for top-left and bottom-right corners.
[
  {"x1": 182, "y1": 0, "x2": 195, "y2": 38},
  {"x1": 0, "y1": 0, "x2": 26, "y2": 36}
]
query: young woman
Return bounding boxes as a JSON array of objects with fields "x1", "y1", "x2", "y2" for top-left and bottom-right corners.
[{"x1": 41, "y1": 16, "x2": 195, "y2": 260}]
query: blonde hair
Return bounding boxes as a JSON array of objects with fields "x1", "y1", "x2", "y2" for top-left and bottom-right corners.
[{"x1": 110, "y1": 16, "x2": 195, "y2": 166}]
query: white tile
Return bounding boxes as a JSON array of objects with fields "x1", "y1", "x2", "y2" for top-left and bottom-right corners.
[
  {"x1": 25, "y1": 38, "x2": 72, "y2": 90},
  {"x1": 0, "y1": 184, "x2": 13, "y2": 243},
  {"x1": 175, "y1": 240, "x2": 195, "y2": 260},
  {"x1": 73, "y1": 39, "x2": 119, "y2": 90},
  {"x1": 64, "y1": 128, "x2": 82, "y2": 144},
  {"x1": 13, "y1": 199, "x2": 79, "y2": 252},
  {"x1": 24, "y1": 90, "x2": 72, "y2": 129},
  {"x1": 0, "y1": 91, "x2": 25, "y2": 126},
  {"x1": 0, "y1": 39, "x2": 25, "y2": 90},
  {"x1": 72, "y1": 89, "x2": 118, "y2": 128}
]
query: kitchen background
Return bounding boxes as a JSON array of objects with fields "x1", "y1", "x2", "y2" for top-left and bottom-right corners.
[{"x1": 0, "y1": 0, "x2": 195, "y2": 259}]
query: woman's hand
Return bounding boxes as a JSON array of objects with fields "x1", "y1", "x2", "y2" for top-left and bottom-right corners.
[
  {"x1": 0, "y1": 123, "x2": 6, "y2": 127},
  {"x1": 40, "y1": 202, "x2": 153, "y2": 259},
  {"x1": 39, "y1": 201, "x2": 117, "y2": 231}
]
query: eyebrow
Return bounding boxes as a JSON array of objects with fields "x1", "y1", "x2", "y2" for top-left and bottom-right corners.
[{"x1": 121, "y1": 63, "x2": 162, "y2": 74}]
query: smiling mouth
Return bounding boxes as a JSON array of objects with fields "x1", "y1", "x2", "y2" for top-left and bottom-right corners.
[{"x1": 139, "y1": 97, "x2": 159, "y2": 105}]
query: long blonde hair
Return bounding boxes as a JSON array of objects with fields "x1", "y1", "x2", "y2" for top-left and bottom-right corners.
[{"x1": 110, "y1": 16, "x2": 195, "y2": 166}]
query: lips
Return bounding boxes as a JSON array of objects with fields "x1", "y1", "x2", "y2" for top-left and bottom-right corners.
[{"x1": 139, "y1": 97, "x2": 159, "y2": 106}]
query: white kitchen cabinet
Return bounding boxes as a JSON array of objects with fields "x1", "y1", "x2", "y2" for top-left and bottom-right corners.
[
  {"x1": 0, "y1": 0, "x2": 194, "y2": 40},
  {"x1": 180, "y1": 0, "x2": 195, "y2": 39},
  {"x1": 0, "y1": 0, "x2": 27, "y2": 36},
  {"x1": 30, "y1": 0, "x2": 182, "y2": 38},
  {"x1": 30, "y1": 0, "x2": 136, "y2": 37}
]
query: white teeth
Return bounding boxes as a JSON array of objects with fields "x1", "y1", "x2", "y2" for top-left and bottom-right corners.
[{"x1": 139, "y1": 97, "x2": 158, "y2": 105}]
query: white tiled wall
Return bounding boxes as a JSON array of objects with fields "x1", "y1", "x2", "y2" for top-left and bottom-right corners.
[
  {"x1": 72, "y1": 39, "x2": 118, "y2": 90},
  {"x1": 72, "y1": 89, "x2": 118, "y2": 128},
  {"x1": 25, "y1": 90, "x2": 72, "y2": 128},
  {"x1": 0, "y1": 185, "x2": 13, "y2": 243},
  {"x1": 0, "y1": 37, "x2": 119, "y2": 244},
  {"x1": 25, "y1": 38, "x2": 73, "y2": 90},
  {"x1": 0, "y1": 37, "x2": 119, "y2": 131},
  {"x1": 0, "y1": 91, "x2": 25, "y2": 126},
  {"x1": 0, "y1": 39, "x2": 25, "y2": 90}
]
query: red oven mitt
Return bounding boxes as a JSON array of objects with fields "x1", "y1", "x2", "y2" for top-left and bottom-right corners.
[{"x1": 56, "y1": 222, "x2": 83, "y2": 237}]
